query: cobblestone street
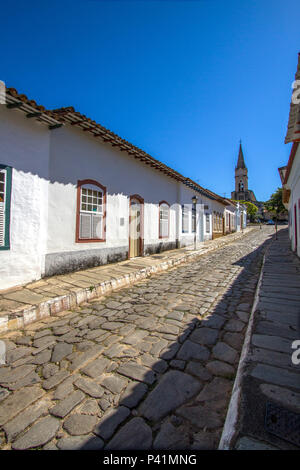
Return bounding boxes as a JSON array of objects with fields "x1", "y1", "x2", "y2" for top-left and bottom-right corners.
[{"x1": 0, "y1": 227, "x2": 275, "y2": 450}]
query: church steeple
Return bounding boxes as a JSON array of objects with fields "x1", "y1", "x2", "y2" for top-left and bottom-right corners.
[
  {"x1": 231, "y1": 142, "x2": 257, "y2": 203},
  {"x1": 236, "y1": 141, "x2": 246, "y2": 169}
]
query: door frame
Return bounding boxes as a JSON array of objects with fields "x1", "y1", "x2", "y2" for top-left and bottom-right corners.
[
  {"x1": 128, "y1": 194, "x2": 144, "y2": 259},
  {"x1": 294, "y1": 203, "x2": 298, "y2": 251}
]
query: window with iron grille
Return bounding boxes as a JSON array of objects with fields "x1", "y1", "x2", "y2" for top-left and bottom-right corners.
[
  {"x1": 159, "y1": 202, "x2": 169, "y2": 238},
  {"x1": 76, "y1": 180, "x2": 106, "y2": 242},
  {"x1": 0, "y1": 165, "x2": 12, "y2": 250},
  {"x1": 182, "y1": 205, "x2": 189, "y2": 233},
  {"x1": 205, "y1": 213, "x2": 210, "y2": 233}
]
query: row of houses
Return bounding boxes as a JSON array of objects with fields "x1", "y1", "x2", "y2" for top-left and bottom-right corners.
[
  {"x1": 0, "y1": 86, "x2": 247, "y2": 290},
  {"x1": 279, "y1": 53, "x2": 300, "y2": 257}
]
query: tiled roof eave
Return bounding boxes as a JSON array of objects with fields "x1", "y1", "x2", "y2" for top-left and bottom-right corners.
[{"x1": 5, "y1": 88, "x2": 62, "y2": 128}]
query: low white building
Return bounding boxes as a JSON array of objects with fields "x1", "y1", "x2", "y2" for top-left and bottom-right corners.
[
  {"x1": 0, "y1": 86, "x2": 243, "y2": 290},
  {"x1": 281, "y1": 53, "x2": 300, "y2": 257}
]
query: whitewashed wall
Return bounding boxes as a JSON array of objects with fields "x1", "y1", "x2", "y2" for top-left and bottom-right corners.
[
  {"x1": 287, "y1": 144, "x2": 300, "y2": 257},
  {"x1": 0, "y1": 106, "x2": 50, "y2": 289},
  {"x1": 45, "y1": 124, "x2": 180, "y2": 274}
]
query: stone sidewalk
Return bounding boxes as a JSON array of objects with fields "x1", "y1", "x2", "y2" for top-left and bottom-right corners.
[
  {"x1": 0, "y1": 228, "x2": 255, "y2": 334},
  {"x1": 220, "y1": 228, "x2": 300, "y2": 450}
]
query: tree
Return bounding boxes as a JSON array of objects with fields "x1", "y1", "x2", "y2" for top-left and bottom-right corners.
[
  {"x1": 264, "y1": 188, "x2": 287, "y2": 219},
  {"x1": 232, "y1": 200, "x2": 258, "y2": 222}
]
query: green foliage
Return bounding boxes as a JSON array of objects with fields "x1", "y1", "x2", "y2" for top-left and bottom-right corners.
[
  {"x1": 264, "y1": 188, "x2": 287, "y2": 217},
  {"x1": 232, "y1": 200, "x2": 258, "y2": 222}
]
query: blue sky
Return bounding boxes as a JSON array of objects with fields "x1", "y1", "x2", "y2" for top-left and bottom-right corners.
[{"x1": 1, "y1": 0, "x2": 299, "y2": 201}]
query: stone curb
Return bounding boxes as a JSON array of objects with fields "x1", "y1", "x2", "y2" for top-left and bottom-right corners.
[
  {"x1": 0, "y1": 228, "x2": 255, "y2": 335},
  {"x1": 218, "y1": 238, "x2": 272, "y2": 450}
]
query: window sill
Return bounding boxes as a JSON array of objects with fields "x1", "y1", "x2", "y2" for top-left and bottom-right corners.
[{"x1": 76, "y1": 238, "x2": 106, "y2": 243}]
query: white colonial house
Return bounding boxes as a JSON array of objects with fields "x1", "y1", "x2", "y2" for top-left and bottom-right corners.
[
  {"x1": 0, "y1": 86, "x2": 244, "y2": 290},
  {"x1": 280, "y1": 53, "x2": 300, "y2": 257}
]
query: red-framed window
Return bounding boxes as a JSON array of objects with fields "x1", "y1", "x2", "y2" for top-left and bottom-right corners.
[
  {"x1": 76, "y1": 179, "x2": 106, "y2": 243},
  {"x1": 159, "y1": 201, "x2": 170, "y2": 238}
]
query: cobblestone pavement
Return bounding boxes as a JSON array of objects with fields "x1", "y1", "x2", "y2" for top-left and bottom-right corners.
[{"x1": 0, "y1": 227, "x2": 275, "y2": 450}]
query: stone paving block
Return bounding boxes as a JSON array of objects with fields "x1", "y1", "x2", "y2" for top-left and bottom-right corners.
[
  {"x1": 251, "y1": 347, "x2": 294, "y2": 369},
  {"x1": 50, "y1": 390, "x2": 85, "y2": 418},
  {"x1": 117, "y1": 362, "x2": 156, "y2": 384},
  {"x1": 250, "y1": 364, "x2": 300, "y2": 390},
  {"x1": 176, "y1": 403, "x2": 223, "y2": 429},
  {"x1": 119, "y1": 381, "x2": 148, "y2": 408},
  {"x1": 51, "y1": 342, "x2": 73, "y2": 362},
  {"x1": 7, "y1": 371, "x2": 41, "y2": 391},
  {"x1": 189, "y1": 327, "x2": 219, "y2": 345},
  {"x1": 153, "y1": 421, "x2": 189, "y2": 450},
  {"x1": 57, "y1": 434, "x2": 104, "y2": 450},
  {"x1": 223, "y1": 332, "x2": 244, "y2": 350},
  {"x1": 255, "y1": 321, "x2": 298, "y2": 340},
  {"x1": 100, "y1": 375, "x2": 128, "y2": 394},
  {"x1": 185, "y1": 361, "x2": 212, "y2": 381},
  {"x1": 0, "y1": 385, "x2": 44, "y2": 426},
  {"x1": 177, "y1": 340, "x2": 210, "y2": 361},
  {"x1": 81, "y1": 357, "x2": 111, "y2": 378},
  {"x1": 197, "y1": 377, "x2": 232, "y2": 403},
  {"x1": 63, "y1": 413, "x2": 98, "y2": 435},
  {"x1": 235, "y1": 436, "x2": 278, "y2": 450},
  {"x1": 259, "y1": 383, "x2": 300, "y2": 413},
  {"x1": 160, "y1": 342, "x2": 181, "y2": 360},
  {"x1": 94, "y1": 406, "x2": 130, "y2": 440},
  {"x1": 80, "y1": 398, "x2": 100, "y2": 416},
  {"x1": 75, "y1": 377, "x2": 105, "y2": 398},
  {"x1": 6, "y1": 347, "x2": 33, "y2": 364},
  {"x1": 11, "y1": 416, "x2": 59, "y2": 449},
  {"x1": 251, "y1": 334, "x2": 292, "y2": 355},
  {"x1": 42, "y1": 370, "x2": 70, "y2": 390},
  {"x1": 212, "y1": 342, "x2": 238, "y2": 364},
  {"x1": 3, "y1": 399, "x2": 50, "y2": 442},
  {"x1": 224, "y1": 319, "x2": 244, "y2": 333},
  {"x1": 33, "y1": 335, "x2": 56, "y2": 349},
  {"x1": 42, "y1": 363, "x2": 59, "y2": 379},
  {"x1": 201, "y1": 314, "x2": 226, "y2": 329},
  {"x1": 206, "y1": 360, "x2": 235, "y2": 378},
  {"x1": 139, "y1": 370, "x2": 202, "y2": 421},
  {"x1": 69, "y1": 345, "x2": 104, "y2": 371},
  {"x1": 106, "y1": 417, "x2": 152, "y2": 450},
  {"x1": 0, "y1": 364, "x2": 36, "y2": 384},
  {"x1": 150, "y1": 339, "x2": 169, "y2": 357},
  {"x1": 123, "y1": 330, "x2": 148, "y2": 345}
]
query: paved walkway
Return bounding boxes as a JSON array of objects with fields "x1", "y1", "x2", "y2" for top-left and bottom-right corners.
[
  {"x1": 222, "y1": 228, "x2": 300, "y2": 450},
  {"x1": 0, "y1": 227, "x2": 275, "y2": 450},
  {"x1": 0, "y1": 228, "x2": 255, "y2": 334}
]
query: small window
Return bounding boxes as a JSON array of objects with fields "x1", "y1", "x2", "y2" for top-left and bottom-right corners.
[
  {"x1": 205, "y1": 213, "x2": 210, "y2": 233},
  {"x1": 192, "y1": 204, "x2": 196, "y2": 233},
  {"x1": 159, "y1": 202, "x2": 169, "y2": 238},
  {"x1": 0, "y1": 165, "x2": 12, "y2": 250},
  {"x1": 76, "y1": 179, "x2": 106, "y2": 243},
  {"x1": 182, "y1": 205, "x2": 189, "y2": 233}
]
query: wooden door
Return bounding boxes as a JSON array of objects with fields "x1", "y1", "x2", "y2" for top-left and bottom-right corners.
[{"x1": 129, "y1": 196, "x2": 143, "y2": 258}]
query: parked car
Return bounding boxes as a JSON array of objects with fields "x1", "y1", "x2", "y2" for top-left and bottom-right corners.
[{"x1": 266, "y1": 220, "x2": 275, "y2": 225}]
